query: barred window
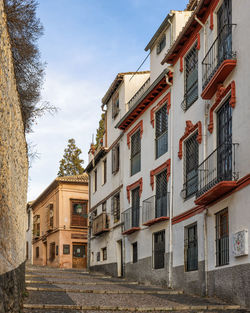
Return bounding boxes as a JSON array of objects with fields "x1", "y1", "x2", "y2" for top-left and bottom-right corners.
[
  {"x1": 112, "y1": 92, "x2": 119, "y2": 118},
  {"x1": 156, "y1": 170, "x2": 168, "y2": 218},
  {"x1": 183, "y1": 43, "x2": 198, "y2": 110},
  {"x1": 153, "y1": 230, "x2": 165, "y2": 269},
  {"x1": 155, "y1": 104, "x2": 168, "y2": 158},
  {"x1": 111, "y1": 193, "x2": 120, "y2": 223},
  {"x1": 102, "y1": 247, "x2": 107, "y2": 261},
  {"x1": 63, "y1": 244, "x2": 70, "y2": 255},
  {"x1": 185, "y1": 223, "x2": 198, "y2": 271},
  {"x1": 216, "y1": 208, "x2": 229, "y2": 266},
  {"x1": 157, "y1": 35, "x2": 166, "y2": 54},
  {"x1": 184, "y1": 132, "x2": 199, "y2": 198},
  {"x1": 131, "y1": 130, "x2": 141, "y2": 176},
  {"x1": 112, "y1": 144, "x2": 120, "y2": 174}
]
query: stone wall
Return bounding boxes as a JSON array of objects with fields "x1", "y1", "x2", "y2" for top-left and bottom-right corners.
[{"x1": 0, "y1": 0, "x2": 29, "y2": 312}]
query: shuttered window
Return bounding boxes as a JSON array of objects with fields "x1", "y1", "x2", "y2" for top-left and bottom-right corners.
[
  {"x1": 132, "y1": 188, "x2": 140, "y2": 228},
  {"x1": 131, "y1": 130, "x2": 141, "y2": 176},
  {"x1": 156, "y1": 170, "x2": 168, "y2": 218},
  {"x1": 155, "y1": 104, "x2": 168, "y2": 158},
  {"x1": 111, "y1": 193, "x2": 120, "y2": 223},
  {"x1": 112, "y1": 144, "x2": 120, "y2": 174}
]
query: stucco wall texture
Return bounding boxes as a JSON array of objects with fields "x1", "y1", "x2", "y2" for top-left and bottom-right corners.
[{"x1": 0, "y1": 0, "x2": 28, "y2": 278}]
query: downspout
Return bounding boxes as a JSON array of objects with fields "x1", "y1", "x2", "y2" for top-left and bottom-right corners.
[
  {"x1": 166, "y1": 74, "x2": 173, "y2": 288},
  {"x1": 195, "y1": 15, "x2": 209, "y2": 296},
  {"x1": 87, "y1": 173, "x2": 91, "y2": 272}
]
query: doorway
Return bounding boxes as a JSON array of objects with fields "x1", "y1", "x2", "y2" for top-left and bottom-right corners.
[
  {"x1": 117, "y1": 240, "x2": 123, "y2": 277},
  {"x1": 72, "y1": 243, "x2": 87, "y2": 268}
]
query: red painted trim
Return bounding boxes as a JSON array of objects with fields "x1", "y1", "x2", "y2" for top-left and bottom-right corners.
[
  {"x1": 197, "y1": 33, "x2": 200, "y2": 50},
  {"x1": 150, "y1": 92, "x2": 171, "y2": 128},
  {"x1": 208, "y1": 81, "x2": 236, "y2": 134},
  {"x1": 210, "y1": 12, "x2": 214, "y2": 30},
  {"x1": 150, "y1": 159, "x2": 171, "y2": 190},
  {"x1": 172, "y1": 174, "x2": 250, "y2": 225},
  {"x1": 126, "y1": 178, "x2": 143, "y2": 202},
  {"x1": 122, "y1": 227, "x2": 141, "y2": 236},
  {"x1": 178, "y1": 121, "x2": 202, "y2": 159},
  {"x1": 180, "y1": 57, "x2": 183, "y2": 72},
  {"x1": 127, "y1": 120, "x2": 143, "y2": 148},
  {"x1": 143, "y1": 216, "x2": 169, "y2": 227}
]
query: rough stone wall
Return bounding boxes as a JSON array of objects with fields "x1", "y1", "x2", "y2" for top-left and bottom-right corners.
[{"x1": 0, "y1": 0, "x2": 28, "y2": 311}]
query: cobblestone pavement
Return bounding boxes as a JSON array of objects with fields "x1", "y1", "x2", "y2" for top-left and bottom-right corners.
[{"x1": 22, "y1": 265, "x2": 249, "y2": 313}]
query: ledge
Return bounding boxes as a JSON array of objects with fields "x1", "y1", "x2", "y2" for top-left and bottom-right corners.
[
  {"x1": 93, "y1": 229, "x2": 110, "y2": 236},
  {"x1": 143, "y1": 216, "x2": 169, "y2": 227},
  {"x1": 195, "y1": 181, "x2": 237, "y2": 205},
  {"x1": 122, "y1": 227, "x2": 141, "y2": 235},
  {"x1": 201, "y1": 59, "x2": 237, "y2": 100}
]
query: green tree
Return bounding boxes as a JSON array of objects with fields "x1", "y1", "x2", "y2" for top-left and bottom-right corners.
[
  {"x1": 58, "y1": 139, "x2": 84, "y2": 177},
  {"x1": 95, "y1": 113, "x2": 105, "y2": 148}
]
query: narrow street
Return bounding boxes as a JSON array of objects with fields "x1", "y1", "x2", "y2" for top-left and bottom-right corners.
[{"x1": 23, "y1": 265, "x2": 248, "y2": 313}]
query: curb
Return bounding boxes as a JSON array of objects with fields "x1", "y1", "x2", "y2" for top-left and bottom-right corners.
[{"x1": 25, "y1": 280, "x2": 139, "y2": 286}]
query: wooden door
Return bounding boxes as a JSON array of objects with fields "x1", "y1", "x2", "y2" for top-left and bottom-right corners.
[{"x1": 72, "y1": 244, "x2": 87, "y2": 268}]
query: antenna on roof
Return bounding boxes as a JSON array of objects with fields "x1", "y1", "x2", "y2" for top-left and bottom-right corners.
[{"x1": 129, "y1": 52, "x2": 150, "y2": 81}]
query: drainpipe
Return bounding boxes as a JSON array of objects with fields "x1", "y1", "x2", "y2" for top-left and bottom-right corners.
[
  {"x1": 167, "y1": 73, "x2": 173, "y2": 288},
  {"x1": 195, "y1": 15, "x2": 209, "y2": 296},
  {"x1": 87, "y1": 173, "x2": 91, "y2": 272}
]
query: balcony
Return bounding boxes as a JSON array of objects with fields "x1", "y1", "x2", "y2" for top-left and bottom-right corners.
[
  {"x1": 127, "y1": 78, "x2": 150, "y2": 111},
  {"x1": 195, "y1": 143, "x2": 238, "y2": 205},
  {"x1": 142, "y1": 194, "x2": 170, "y2": 227},
  {"x1": 122, "y1": 207, "x2": 140, "y2": 235},
  {"x1": 92, "y1": 213, "x2": 109, "y2": 236},
  {"x1": 201, "y1": 24, "x2": 237, "y2": 100}
]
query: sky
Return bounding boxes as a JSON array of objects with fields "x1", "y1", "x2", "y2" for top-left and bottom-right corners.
[{"x1": 27, "y1": 0, "x2": 188, "y2": 201}]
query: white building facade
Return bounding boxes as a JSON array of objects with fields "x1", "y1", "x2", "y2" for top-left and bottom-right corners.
[{"x1": 87, "y1": 0, "x2": 250, "y2": 307}]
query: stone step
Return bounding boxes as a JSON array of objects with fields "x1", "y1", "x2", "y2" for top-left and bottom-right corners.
[
  {"x1": 22, "y1": 303, "x2": 245, "y2": 312},
  {"x1": 26, "y1": 286, "x2": 183, "y2": 295},
  {"x1": 25, "y1": 273, "x2": 112, "y2": 279},
  {"x1": 25, "y1": 279, "x2": 139, "y2": 286}
]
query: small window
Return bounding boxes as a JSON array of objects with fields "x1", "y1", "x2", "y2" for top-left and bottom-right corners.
[
  {"x1": 111, "y1": 193, "x2": 120, "y2": 223},
  {"x1": 56, "y1": 245, "x2": 59, "y2": 256},
  {"x1": 94, "y1": 169, "x2": 97, "y2": 192},
  {"x1": 157, "y1": 35, "x2": 166, "y2": 54},
  {"x1": 155, "y1": 104, "x2": 168, "y2": 158},
  {"x1": 63, "y1": 244, "x2": 70, "y2": 255},
  {"x1": 216, "y1": 208, "x2": 229, "y2": 266},
  {"x1": 183, "y1": 43, "x2": 198, "y2": 110},
  {"x1": 33, "y1": 215, "x2": 40, "y2": 237},
  {"x1": 103, "y1": 159, "x2": 107, "y2": 184},
  {"x1": 48, "y1": 203, "x2": 54, "y2": 229},
  {"x1": 153, "y1": 230, "x2": 165, "y2": 269},
  {"x1": 36, "y1": 246, "x2": 39, "y2": 258},
  {"x1": 50, "y1": 242, "x2": 56, "y2": 261},
  {"x1": 131, "y1": 130, "x2": 141, "y2": 176},
  {"x1": 97, "y1": 251, "x2": 100, "y2": 262},
  {"x1": 102, "y1": 201, "x2": 107, "y2": 212},
  {"x1": 102, "y1": 247, "x2": 107, "y2": 261},
  {"x1": 112, "y1": 144, "x2": 120, "y2": 174},
  {"x1": 185, "y1": 223, "x2": 198, "y2": 271},
  {"x1": 132, "y1": 242, "x2": 138, "y2": 263},
  {"x1": 112, "y1": 92, "x2": 119, "y2": 118},
  {"x1": 184, "y1": 132, "x2": 199, "y2": 198}
]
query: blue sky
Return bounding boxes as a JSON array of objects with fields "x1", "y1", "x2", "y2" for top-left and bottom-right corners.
[{"x1": 27, "y1": 0, "x2": 188, "y2": 201}]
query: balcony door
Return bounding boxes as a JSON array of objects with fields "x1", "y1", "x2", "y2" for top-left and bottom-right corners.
[
  {"x1": 217, "y1": 0, "x2": 232, "y2": 62},
  {"x1": 132, "y1": 187, "x2": 140, "y2": 227},
  {"x1": 155, "y1": 170, "x2": 168, "y2": 218},
  {"x1": 217, "y1": 100, "x2": 232, "y2": 181}
]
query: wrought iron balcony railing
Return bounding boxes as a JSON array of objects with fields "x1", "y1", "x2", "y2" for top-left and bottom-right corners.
[
  {"x1": 122, "y1": 206, "x2": 140, "y2": 233},
  {"x1": 142, "y1": 194, "x2": 170, "y2": 225},
  {"x1": 92, "y1": 212, "x2": 109, "y2": 236},
  {"x1": 127, "y1": 78, "x2": 150, "y2": 110},
  {"x1": 196, "y1": 143, "x2": 238, "y2": 199},
  {"x1": 202, "y1": 24, "x2": 236, "y2": 90}
]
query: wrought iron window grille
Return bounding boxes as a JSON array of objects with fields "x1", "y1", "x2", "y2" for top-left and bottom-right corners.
[
  {"x1": 215, "y1": 208, "x2": 229, "y2": 266},
  {"x1": 185, "y1": 223, "x2": 198, "y2": 272}
]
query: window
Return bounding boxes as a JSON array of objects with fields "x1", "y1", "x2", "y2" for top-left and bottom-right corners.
[
  {"x1": 63, "y1": 244, "x2": 70, "y2": 254},
  {"x1": 185, "y1": 224, "x2": 198, "y2": 271},
  {"x1": 103, "y1": 159, "x2": 107, "y2": 184},
  {"x1": 102, "y1": 247, "x2": 107, "y2": 261},
  {"x1": 27, "y1": 210, "x2": 30, "y2": 230},
  {"x1": 184, "y1": 132, "x2": 199, "y2": 198},
  {"x1": 132, "y1": 242, "x2": 138, "y2": 263},
  {"x1": 131, "y1": 187, "x2": 140, "y2": 228},
  {"x1": 47, "y1": 203, "x2": 54, "y2": 230},
  {"x1": 56, "y1": 245, "x2": 59, "y2": 256},
  {"x1": 216, "y1": 208, "x2": 229, "y2": 266},
  {"x1": 112, "y1": 92, "x2": 119, "y2": 118},
  {"x1": 33, "y1": 215, "x2": 40, "y2": 237},
  {"x1": 184, "y1": 43, "x2": 198, "y2": 110},
  {"x1": 153, "y1": 230, "x2": 165, "y2": 269},
  {"x1": 36, "y1": 246, "x2": 39, "y2": 258},
  {"x1": 102, "y1": 201, "x2": 107, "y2": 212},
  {"x1": 50, "y1": 242, "x2": 56, "y2": 261},
  {"x1": 112, "y1": 144, "x2": 120, "y2": 174},
  {"x1": 112, "y1": 193, "x2": 120, "y2": 223},
  {"x1": 155, "y1": 170, "x2": 168, "y2": 218},
  {"x1": 131, "y1": 130, "x2": 141, "y2": 176},
  {"x1": 71, "y1": 200, "x2": 88, "y2": 227},
  {"x1": 97, "y1": 251, "x2": 100, "y2": 262},
  {"x1": 155, "y1": 104, "x2": 168, "y2": 158},
  {"x1": 94, "y1": 169, "x2": 97, "y2": 192},
  {"x1": 157, "y1": 35, "x2": 166, "y2": 54}
]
